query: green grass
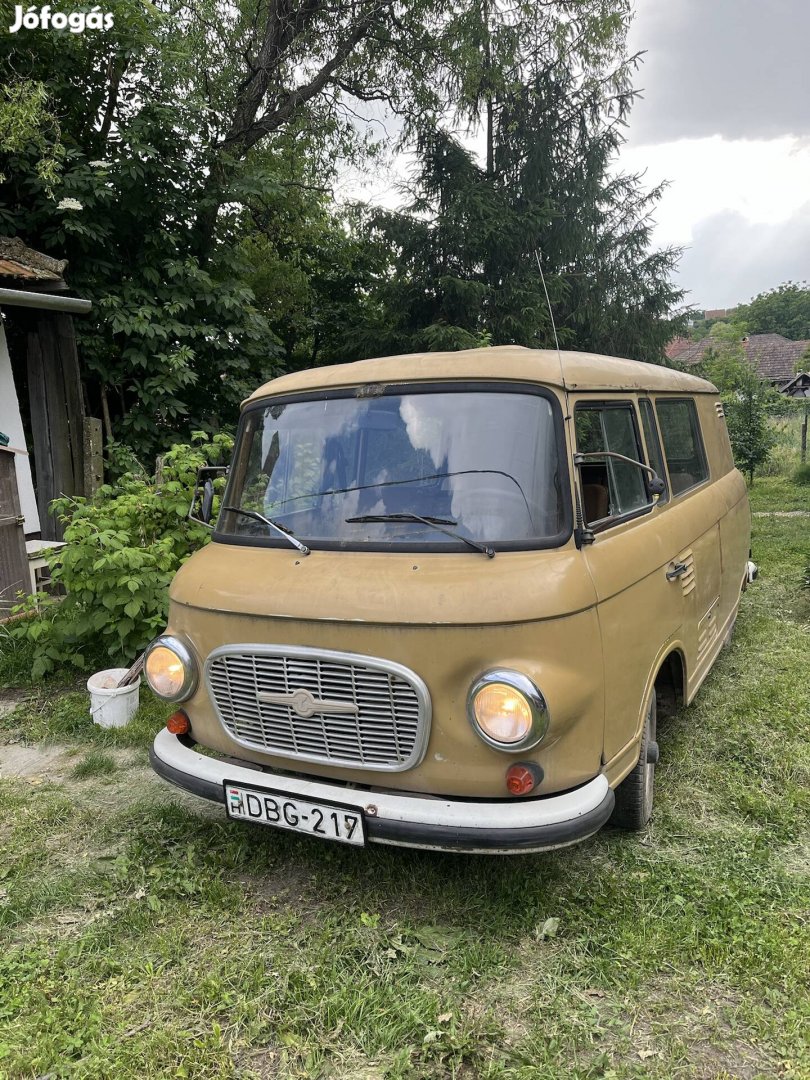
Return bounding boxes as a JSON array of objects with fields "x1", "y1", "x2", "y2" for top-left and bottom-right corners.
[
  {"x1": 748, "y1": 474, "x2": 810, "y2": 514},
  {"x1": 0, "y1": 500, "x2": 808, "y2": 1078},
  {"x1": 0, "y1": 682, "x2": 168, "y2": 750},
  {"x1": 70, "y1": 750, "x2": 121, "y2": 780}
]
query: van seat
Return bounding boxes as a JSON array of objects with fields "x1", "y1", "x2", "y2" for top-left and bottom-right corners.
[
  {"x1": 669, "y1": 472, "x2": 694, "y2": 495},
  {"x1": 583, "y1": 484, "x2": 609, "y2": 523}
]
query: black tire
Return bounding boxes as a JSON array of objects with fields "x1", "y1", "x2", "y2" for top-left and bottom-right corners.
[{"x1": 611, "y1": 689, "x2": 657, "y2": 831}]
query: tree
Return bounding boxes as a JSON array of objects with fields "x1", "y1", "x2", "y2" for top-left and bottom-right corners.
[
  {"x1": 0, "y1": 0, "x2": 458, "y2": 455},
  {"x1": 0, "y1": 2, "x2": 281, "y2": 455},
  {"x1": 1, "y1": 0, "x2": 689, "y2": 459},
  {"x1": 736, "y1": 282, "x2": 810, "y2": 340},
  {"x1": 353, "y1": 14, "x2": 687, "y2": 362},
  {"x1": 698, "y1": 323, "x2": 777, "y2": 483}
]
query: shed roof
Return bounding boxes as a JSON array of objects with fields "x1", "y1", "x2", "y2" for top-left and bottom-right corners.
[
  {"x1": 0, "y1": 237, "x2": 66, "y2": 283},
  {"x1": 246, "y1": 346, "x2": 717, "y2": 404}
]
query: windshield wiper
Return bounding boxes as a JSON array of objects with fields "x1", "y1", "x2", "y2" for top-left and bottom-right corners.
[
  {"x1": 346, "y1": 513, "x2": 495, "y2": 558},
  {"x1": 270, "y1": 468, "x2": 534, "y2": 525},
  {"x1": 223, "y1": 506, "x2": 310, "y2": 555}
]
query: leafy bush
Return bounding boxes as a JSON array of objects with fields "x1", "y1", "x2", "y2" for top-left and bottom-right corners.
[
  {"x1": 698, "y1": 330, "x2": 778, "y2": 483},
  {"x1": 7, "y1": 432, "x2": 232, "y2": 679},
  {"x1": 794, "y1": 463, "x2": 810, "y2": 486},
  {"x1": 758, "y1": 441, "x2": 799, "y2": 478}
]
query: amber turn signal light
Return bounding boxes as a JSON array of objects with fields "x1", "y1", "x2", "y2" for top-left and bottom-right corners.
[
  {"x1": 505, "y1": 761, "x2": 544, "y2": 796},
  {"x1": 166, "y1": 710, "x2": 190, "y2": 735}
]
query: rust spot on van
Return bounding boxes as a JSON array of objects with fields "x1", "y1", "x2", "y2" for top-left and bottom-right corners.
[{"x1": 356, "y1": 383, "x2": 386, "y2": 397}]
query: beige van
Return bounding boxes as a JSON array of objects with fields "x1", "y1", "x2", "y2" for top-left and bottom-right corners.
[{"x1": 147, "y1": 347, "x2": 755, "y2": 853}]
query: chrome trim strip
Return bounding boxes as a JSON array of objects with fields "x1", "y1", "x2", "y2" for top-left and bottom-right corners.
[
  {"x1": 203, "y1": 643, "x2": 431, "y2": 772},
  {"x1": 151, "y1": 728, "x2": 610, "y2": 852}
]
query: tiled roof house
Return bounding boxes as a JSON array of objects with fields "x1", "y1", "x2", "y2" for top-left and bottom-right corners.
[{"x1": 666, "y1": 333, "x2": 810, "y2": 387}]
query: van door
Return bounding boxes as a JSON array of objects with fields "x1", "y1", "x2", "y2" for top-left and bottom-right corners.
[
  {"x1": 654, "y1": 397, "x2": 723, "y2": 694},
  {"x1": 573, "y1": 397, "x2": 686, "y2": 768}
]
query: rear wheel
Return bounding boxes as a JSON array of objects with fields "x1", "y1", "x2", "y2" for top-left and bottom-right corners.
[{"x1": 611, "y1": 690, "x2": 657, "y2": 831}]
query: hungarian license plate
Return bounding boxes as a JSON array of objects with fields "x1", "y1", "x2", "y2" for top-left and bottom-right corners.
[{"x1": 224, "y1": 782, "x2": 365, "y2": 846}]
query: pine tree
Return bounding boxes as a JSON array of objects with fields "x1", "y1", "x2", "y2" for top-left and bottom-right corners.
[{"x1": 359, "y1": 5, "x2": 686, "y2": 361}]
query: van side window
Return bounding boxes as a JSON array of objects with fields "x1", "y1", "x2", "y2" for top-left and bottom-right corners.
[
  {"x1": 655, "y1": 398, "x2": 709, "y2": 496},
  {"x1": 639, "y1": 398, "x2": 669, "y2": 504},
  {"x1": 575, "y1": 404, "x2": 650, "y2": 524}
]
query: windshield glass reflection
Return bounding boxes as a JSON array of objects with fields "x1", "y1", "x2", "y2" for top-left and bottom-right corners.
[{"x1": 218, "y1": 390, "x2": 566, "y2": 548}]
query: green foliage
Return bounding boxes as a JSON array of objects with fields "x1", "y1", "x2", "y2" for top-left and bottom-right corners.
[
  {"x1": 7, "y1": 434, "x2": 232, "y2": 678},
  {"x1": 1, "y1": 0, "x2": 691, "y2": 463},
  {"x1": 0, "y1": 1, "x2": 304, "y2": 457},
  {"x1": 698, "y1": 326, "x2": 778, "y2": 483},
  {"x1": 0, "y1": 78, "x2": 63, "y2": 193},
  {"x1": 736, "y1": 281, "x2": 810, "y2": 340},
  {"x1": 794, "y1": 463, "x2": 810, "y2": 486}
]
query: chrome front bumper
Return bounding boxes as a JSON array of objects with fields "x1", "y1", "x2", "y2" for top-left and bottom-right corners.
[{"x1": 149, "y1": 728, "x2": 614, "y2": 854}]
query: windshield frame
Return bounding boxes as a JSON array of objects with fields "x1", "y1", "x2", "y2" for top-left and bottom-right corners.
[{"x1": 212, "y1": 380, "x2": 573, "y2": 554}]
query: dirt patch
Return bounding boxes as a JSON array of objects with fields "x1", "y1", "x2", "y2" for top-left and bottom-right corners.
[
  {"x1": 0, "y1": 742, "x2": 148, "y2": 783},
  {"x1": 231, "y1": 862, "x2": 324, "y2": 920},
  {"x1": 752, "y1": 510, "x2": 810, "y2": 517},
  {"x1": 0, "y1": 742, "x2": 75, "y2": 780},
  {"x1": 0, "y1": 688, "x2": 33, "y2": 720},
  {"x1": 623, "y1": 978, "x2": 780, "y2": 1080}
]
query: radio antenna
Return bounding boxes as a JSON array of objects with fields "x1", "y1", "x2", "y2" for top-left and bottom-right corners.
[
  {"x1": 534, "y1": 248, "x2": 566, "y2": 392},
  {"x1": 533, "y1": 250, "x2": 589, "y2": 544}
]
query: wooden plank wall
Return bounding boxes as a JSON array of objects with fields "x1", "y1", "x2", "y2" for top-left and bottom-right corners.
[
  {"x1": 26, "y1": 312, "x2": 85, "y2": 540},
  {"x1": 0, "y1": 448, "x2": 31, "y2": 611}
]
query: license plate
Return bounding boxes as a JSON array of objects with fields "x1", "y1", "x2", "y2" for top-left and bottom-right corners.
[{"x1": 224, "y1": 782, "x2": 365, "y2": 846}]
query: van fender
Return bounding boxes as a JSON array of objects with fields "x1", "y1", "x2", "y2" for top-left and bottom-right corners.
[{"x1": 603, "y1": 639, "x2": 687, "y2": 788}]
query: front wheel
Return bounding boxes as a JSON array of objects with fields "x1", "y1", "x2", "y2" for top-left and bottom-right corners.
[{"x1": 610, "y1": 690, "x2": 657, "y2": 831}]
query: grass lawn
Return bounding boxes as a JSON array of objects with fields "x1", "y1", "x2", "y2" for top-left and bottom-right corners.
[
  {"x1": 0, "y1": 479, "x2": 808, "y2": 1079},
  {"x1": 748, "y1": 475, "x2": 810, "y2": 515}
]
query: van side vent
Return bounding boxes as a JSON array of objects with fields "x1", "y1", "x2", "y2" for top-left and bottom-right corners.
[
  {"x1": 715, "y1": 401, "x2": 725, "y2": 418},
  {"x1": 697, "y1": 597, "x2": 720, "y2": 659},
  {"x1": 677, "y1": 549, "x2": 696, "y2": 596}
]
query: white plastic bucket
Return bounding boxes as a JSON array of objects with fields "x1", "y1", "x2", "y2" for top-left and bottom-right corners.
[{"x1": 87, "y1": 668, "x2": 140, "y2": 728}]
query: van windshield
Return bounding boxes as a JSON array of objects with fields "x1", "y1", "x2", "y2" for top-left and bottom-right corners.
[{"x1": 217, "y1": 388, "x2": 568, "y2": 550}]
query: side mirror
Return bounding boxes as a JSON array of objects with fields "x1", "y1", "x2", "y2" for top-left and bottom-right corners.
[
  {"x1": 201, "y1": 479, "x2": 215, "y2": 523},
  {"x1": 189, "y1": 465, "x2": 229, "y2": 528},
  {"x1": 574, "y1": 451, "x2": 666, "y2": 498}
]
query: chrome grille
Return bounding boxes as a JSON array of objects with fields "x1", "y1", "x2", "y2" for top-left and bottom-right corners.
[{"x1": 205, "y1": 646, "x2": 430, "y2": 771}]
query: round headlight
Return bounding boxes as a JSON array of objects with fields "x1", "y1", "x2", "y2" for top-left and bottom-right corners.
[
  {"x1": 144, "y1": 635, "x2": 198, "y2": 702},
  {"x1": 468, "y1": 670, "x2": 549, "y2": 752}
]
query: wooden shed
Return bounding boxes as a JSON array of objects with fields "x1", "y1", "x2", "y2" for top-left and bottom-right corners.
[
  {"x1": 0, "y1": 445, "x2": 30, "y2": 612},
  {"x1": 0, "y1": 237, "x2": 101, "y2": 541}
]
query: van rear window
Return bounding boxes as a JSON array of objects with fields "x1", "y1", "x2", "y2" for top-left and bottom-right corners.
[{"x1": 655, "y1": 399, "x2": 709, "y2": 495}]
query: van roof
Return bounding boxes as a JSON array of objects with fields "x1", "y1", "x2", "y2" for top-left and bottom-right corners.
[{"x1": 244, "y1": 345, "x2": 718, "y2": 404}]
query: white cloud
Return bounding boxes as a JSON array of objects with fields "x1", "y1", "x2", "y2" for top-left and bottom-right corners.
[
  {"x1": 621, "y1": 0, "x2": 810, "y2": 307},
  {"x1": 619, "y1": 134, "x2": 810, "y2": 245},
  {"x1": 677, "y1": 205, "x2": 810, "y2": 308}
]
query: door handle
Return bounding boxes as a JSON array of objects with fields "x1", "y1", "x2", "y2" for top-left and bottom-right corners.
[{"x1": 666, "y1": 562, "x2": 689, "y2": 581}]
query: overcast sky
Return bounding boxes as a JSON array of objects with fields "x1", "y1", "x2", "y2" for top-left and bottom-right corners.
[{"x1": 621, "y1": 0, "x2": 810, "y2": 309}]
